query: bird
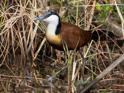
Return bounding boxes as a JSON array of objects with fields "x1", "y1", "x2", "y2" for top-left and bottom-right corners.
[{"x1": 35, "y1": 11, "x2": 92, "y2": 50}]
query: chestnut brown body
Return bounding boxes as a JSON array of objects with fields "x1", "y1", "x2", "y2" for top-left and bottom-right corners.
[{"x1": 49, "y1": 22, "x2": 92, "y2": 50}]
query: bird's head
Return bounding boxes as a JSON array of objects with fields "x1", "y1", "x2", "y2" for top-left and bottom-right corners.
[{"x1": 35, "y1": 11, "x2": 60, "y2": 24}]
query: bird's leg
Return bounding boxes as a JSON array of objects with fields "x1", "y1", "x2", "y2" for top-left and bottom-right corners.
[
  {"x1": 79, "y1": 48, "x2": 88, "y2": 64},
  {"x1": 78, "y1": 48, "x2": 87, "y2": 80},
  {"x1": 79, "y1": 48, "x2": 85, "y2": 62},
  {"x1": 51, "y1": 49, "x2": 63, "y2": 66},
  {"x1": 56, "y1": 49, "x2": 62, "y2": 63}
]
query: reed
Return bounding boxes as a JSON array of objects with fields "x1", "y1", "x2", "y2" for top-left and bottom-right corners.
[{"x1": 0, "y1": 0, "x2": 123, "y2": 93}]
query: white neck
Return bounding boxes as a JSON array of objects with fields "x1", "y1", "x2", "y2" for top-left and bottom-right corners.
[
  {"x1": 46, "y1": 22, "x2": 58, "y2": 36},
  {"x1": 43, "y1": 14, "x2": 59, "y2": 36}
]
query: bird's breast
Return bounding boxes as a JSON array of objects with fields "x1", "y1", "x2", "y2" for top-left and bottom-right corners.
[{"x1": 46, "y1": 34, "x2": 61, "y2": 45}]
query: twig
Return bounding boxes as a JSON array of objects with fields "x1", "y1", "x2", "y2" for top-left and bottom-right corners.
[
  {"x1": 114, "y1": 0, "x2": 124, "y2": 37},
  {"x1": 81, "y1": 54, "x2": 124, "y2": 93},
  {"x1": 33, "y1": 37, "x2": 46, "y2": 60},
  {"x1": 27, "y1": 21, "x2": 39, "y2": 52},
  {"x1": 70, "y1": 4, "x2": 124, "y2": 7},
  {"x1": 0, "y1": 74, "x2": 44, "y2": 80},
  {"x1": 84, "y1": 0, "x2": 96, "y2": 30},
  {"x1": 107, "y1": 18, "x2": 123, "y2": 37}
]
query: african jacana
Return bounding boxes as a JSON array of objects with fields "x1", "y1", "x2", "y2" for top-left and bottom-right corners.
[{"x1": 35, "y1": 11, "x2": 92, "y2": 50}]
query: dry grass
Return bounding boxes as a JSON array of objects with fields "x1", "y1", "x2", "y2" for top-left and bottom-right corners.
[{"x1": 0, "y1": 0, "x2": 124, "y2": 93}]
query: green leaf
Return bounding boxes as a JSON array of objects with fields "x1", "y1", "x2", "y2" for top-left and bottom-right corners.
[{"x1": 96, "y1": 3, "x2": 102, "y2": 11}]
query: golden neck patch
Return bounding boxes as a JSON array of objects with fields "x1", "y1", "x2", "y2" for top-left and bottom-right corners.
[{"x1": 46, "y1": 34, "x2": 61, "y2": 45}]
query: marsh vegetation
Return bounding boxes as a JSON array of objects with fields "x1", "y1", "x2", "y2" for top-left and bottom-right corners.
[{"x1": 0, "y1": 0, "x2": 124, "y2": 93}]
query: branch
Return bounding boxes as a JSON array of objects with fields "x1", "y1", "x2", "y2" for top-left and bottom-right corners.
[{"x1": 81, "y1": 54, "x2": 124, "y2": 93}]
